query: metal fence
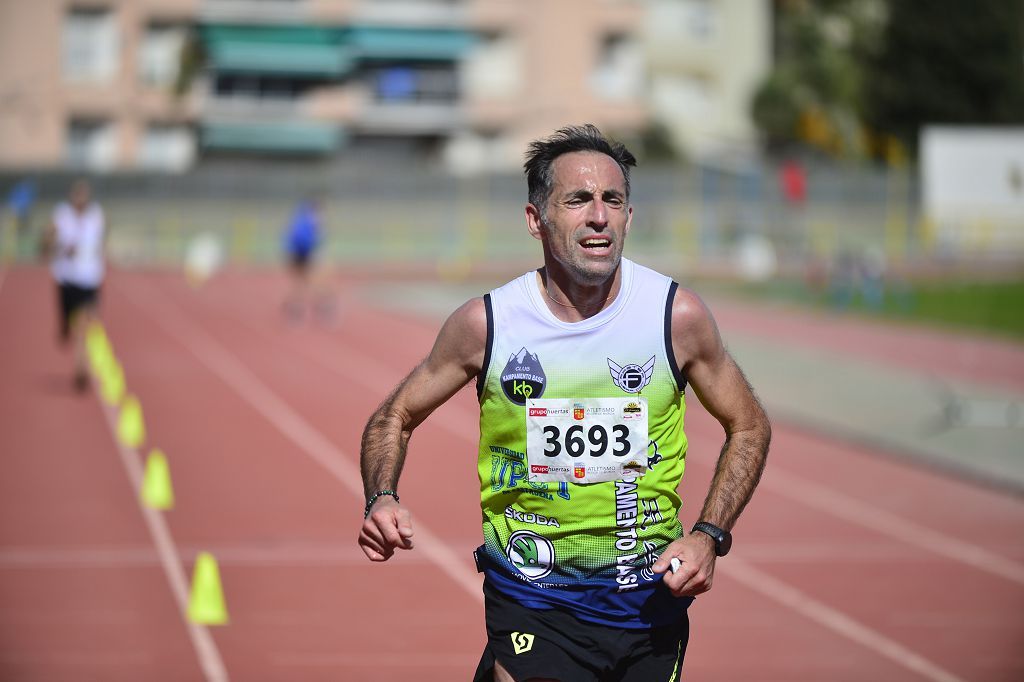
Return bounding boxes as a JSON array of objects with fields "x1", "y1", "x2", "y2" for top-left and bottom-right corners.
[{"x1": 2, "y1": 158, "x2": 1014, "y2": 280}]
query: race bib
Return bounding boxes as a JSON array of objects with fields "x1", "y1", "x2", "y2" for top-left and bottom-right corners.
[{"x1": 526, "y1": 397, "x2": 649, "y2": 484}]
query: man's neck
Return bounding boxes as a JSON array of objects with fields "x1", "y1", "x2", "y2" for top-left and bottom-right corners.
[{"x1": 536, "y1": 267, "x2": 621, "y2": 322}]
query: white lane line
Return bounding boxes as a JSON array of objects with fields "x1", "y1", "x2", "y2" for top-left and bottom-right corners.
[
  {"x1": 249, "y1": 322, "x2": 470, "y2": 437},
  {"x1": 764, "y1": 469, "x2": 1024, "y2": 587},
  {"x1": 95, "y1": 393, "x2": 228, "y2": 682},
  {"x1": 726, "y1": 558, "x2": 965, "y2": 682},
  {"x1": 120, "y1": 280, "x2": 483, "y2": 605}
]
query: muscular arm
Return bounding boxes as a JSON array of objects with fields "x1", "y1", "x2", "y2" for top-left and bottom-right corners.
[
  {"x1": 654, "y1": 287, "x2": 771, "y2": 594},
  {"x1": 358, "y1": 297, "x2": 488, "y2": 561},
  {"x1": 681, "y1": 289, "x2": 770, "y2": 530}
]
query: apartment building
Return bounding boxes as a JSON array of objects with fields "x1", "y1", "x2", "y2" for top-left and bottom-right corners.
[
  {"x1": 0, "y1": 0, "x2": 200, "y2": 171},
  {"x1": 645, "y1": 0, "x2": 771, "y2": 161},
  {"x1": 0, "y1": 0, "x2": 769, "y2": 172}
]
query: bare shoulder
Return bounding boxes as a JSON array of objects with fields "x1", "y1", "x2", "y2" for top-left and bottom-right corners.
[
  {"x1": 440, "y1": 296, "x2": 487, "y2": 343},
  {"x1": 430, "y1": 296, "x2": 489, "y2": 374},
  {"x1": 670, "y1": 286, "x2": 713, "y2": 327},
  {"x1": 669, "y1": 286, "x2": 725, "y2": 368}
]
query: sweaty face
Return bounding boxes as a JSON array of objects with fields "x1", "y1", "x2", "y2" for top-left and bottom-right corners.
[{"x1": 530, "y1": 152, "x2": 632, "y2": 286}]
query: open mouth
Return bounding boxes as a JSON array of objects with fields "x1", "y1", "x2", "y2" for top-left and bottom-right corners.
[{"x1": 580, "y1": 237, "x2": 611, "y2": 250}]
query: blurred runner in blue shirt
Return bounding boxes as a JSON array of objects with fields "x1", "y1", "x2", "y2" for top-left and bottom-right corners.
[{"x1": 282, "y1": 197, "x2": 335, "y2": 325}]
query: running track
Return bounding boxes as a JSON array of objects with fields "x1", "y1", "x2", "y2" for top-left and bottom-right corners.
[{"x1": 1, "y1": 266, "x2": 1022, "y2": 681}]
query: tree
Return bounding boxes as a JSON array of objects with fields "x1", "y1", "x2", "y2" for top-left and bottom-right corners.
[
  {"x1": 751, "y1": 0, "x2": 885, "y2": 157},
  {"x1": 863, "y1": 0, "x2": 1024, "y2": 154}
]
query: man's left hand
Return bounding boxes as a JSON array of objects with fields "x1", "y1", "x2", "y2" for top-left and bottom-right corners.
[{"x1": 652, "y1": 532, "x2": 717, "y2": 597}]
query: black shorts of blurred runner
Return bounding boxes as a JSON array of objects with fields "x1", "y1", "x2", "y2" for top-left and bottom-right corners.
[{"x1": 57, "y1": 282, "x2": 99, "y2": 343}]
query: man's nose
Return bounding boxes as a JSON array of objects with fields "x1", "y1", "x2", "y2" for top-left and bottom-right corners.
[{"x1": 588, "y1": 200, "x2": 609, "y2": 227}]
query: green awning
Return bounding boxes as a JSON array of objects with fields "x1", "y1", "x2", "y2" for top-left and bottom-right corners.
[
  {"x1": 202, "y1": 122, "x2": 343, "y2": 154},
  {"x1": 345, "y1": 26, "x2": 477, "y2": 61},
  {"x1": 200, "y1": 24, "x2": 478, "y2": 75},
  {"x1": 202, "y1": 26, "x2": 353, "y2": 76}
]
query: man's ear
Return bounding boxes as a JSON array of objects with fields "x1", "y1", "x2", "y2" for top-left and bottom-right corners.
[
  {"x1": 624, "y1": 204, "x2": 633, "y2": 236},
  {"x1": 525, "y1": 203, "x2": 545, "y2": 241}
]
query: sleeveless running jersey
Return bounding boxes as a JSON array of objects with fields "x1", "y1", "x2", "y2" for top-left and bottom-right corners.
[
  {"x1": 476, "y1": 258, "x2": 692, "y2": 628},
  {"x1": 51, "y1": 201, "x2": 105, "y2": 288}
]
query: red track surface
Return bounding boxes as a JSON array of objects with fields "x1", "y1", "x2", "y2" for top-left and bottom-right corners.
[{"x1": 1, "y1": 266, "x2": 1022, "y2": 681}]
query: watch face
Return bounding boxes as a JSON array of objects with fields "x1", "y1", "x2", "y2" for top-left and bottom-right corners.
[{"x1": 717, "y1": 531, "x2": 732, "y2": 557}]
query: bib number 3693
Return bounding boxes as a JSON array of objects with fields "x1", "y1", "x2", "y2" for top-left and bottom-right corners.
[{"x1": 526, "y1": 397, "x2": 649, "y2": 484}]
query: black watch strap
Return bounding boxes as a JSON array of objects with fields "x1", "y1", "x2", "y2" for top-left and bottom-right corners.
[{"x1": 692, "y1": 521, "x2": 732, "y2": 557}]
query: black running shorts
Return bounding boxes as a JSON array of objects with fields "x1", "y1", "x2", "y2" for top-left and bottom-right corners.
[
  {"x1": 473, "y1": 579, "x2": 688, "y2": 682},
  {"x1": 57, "y1": 282, "x2": 99, "y2": 340}
]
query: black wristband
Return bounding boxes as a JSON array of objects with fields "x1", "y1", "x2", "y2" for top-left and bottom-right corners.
[
  {"x1": 691, "y1": 521, "x2": 732, "y2": 557},
  {"x1": 364, "y1": 490, "x2": 399, "y2": 518}
]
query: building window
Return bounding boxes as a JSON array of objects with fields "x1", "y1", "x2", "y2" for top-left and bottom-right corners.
[
  {"x1": 683, "y1": 0, "x2": 716, "y2": 41},
  {"x1": 367, "y1": 64, "x2": 458, "y2": 103},
  {"x1": 66, "y1": 119, "x2": 117, "y2": 170},
  {"x1": 63, "y1": 7, "x2": 119, "y2": 82},
  {"x1": 138, "y1": 124, "x2": 195, "y2": 171},
  {"x1": 590, "y1": 34, "x2": 644, "y2": 100},
  {"x1": 463, "y1": 33, "x2": 521, "y2": 99},
  {"x1": 647, "y1": 0, "x2": 716, "y2": 46},
  {"x1": 139, "y1": 23, "x2": 187, "y2": 87},
  {"x1": 212, "y1": 74, "x2": 320, "y2": 103}
]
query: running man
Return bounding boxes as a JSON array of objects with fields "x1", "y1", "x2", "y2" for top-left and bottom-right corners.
[
  {"x1": 41, "y1": 179, "x2": 107, "y2": 392},
  {"x1": 359, "y1": 125, "x2": 771, "y2": 681},
  {"x1": 281, "y1": 196, "x2": 336, "y2": 324}
]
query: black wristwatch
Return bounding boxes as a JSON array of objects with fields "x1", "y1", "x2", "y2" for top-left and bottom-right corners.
[{"x1": 692, "y1": 521, "x2": 732, "y2": 557}]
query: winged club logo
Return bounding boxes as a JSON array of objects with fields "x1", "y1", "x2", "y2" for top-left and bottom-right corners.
[{"x1": 608, "y1": 356, "x2": 655, "y2": 394}]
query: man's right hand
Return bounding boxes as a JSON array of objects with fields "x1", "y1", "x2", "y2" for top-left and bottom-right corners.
[{"x1": 358, "y1": 498, "x2": 415, "y2": 561}]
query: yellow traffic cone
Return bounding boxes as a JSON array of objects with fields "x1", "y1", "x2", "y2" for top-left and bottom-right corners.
[
  {"x1": 188, "y1": 552, "x2": 229, "y2": 625},
  {"x1": 117, "y1": 395, "x2": 146, "y2": 449},
  {"x1": 100, "y1": 359, "x2": 125, "y2": 406},
  {"x1": 140, "y1": 449, "x2": 174, "y2": 510},
  {"x1": 90, "y1": 345, "x2": 108, "y2": 379},
  {"x1": 86, "y1": 322, "x2": 111, "y2": 373}
]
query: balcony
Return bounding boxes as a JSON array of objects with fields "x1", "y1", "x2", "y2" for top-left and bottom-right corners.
[
  {"x1": 357, "y1": 101, "x2": 464, "y2": 134},
  {"x1": 201, "y1": 120, "x2": 343, "y2": 154}
]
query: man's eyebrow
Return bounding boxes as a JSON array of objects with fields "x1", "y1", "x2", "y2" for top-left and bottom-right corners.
[
  {"x1": 560, "y1": 188, "x2": 594, "y2": 201},
  {"x1": 559, "y1": 188, "x2": 626, "y2": 201}
]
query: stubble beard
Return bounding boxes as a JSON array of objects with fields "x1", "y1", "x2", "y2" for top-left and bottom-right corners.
[
  {"x1": 560, "y1": 237, "x2": 623, "y2": 287},
  {"x1": 569, "y1": 251, "x2": 620, "y2": 286},
  {"x1": 539, "y1": 214, "x2": 623, "y2": 287}
]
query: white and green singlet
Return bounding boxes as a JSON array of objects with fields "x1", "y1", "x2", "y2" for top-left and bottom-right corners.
[{"x1": 475, "y1": 258, "x2": 692, "y2": 628}]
